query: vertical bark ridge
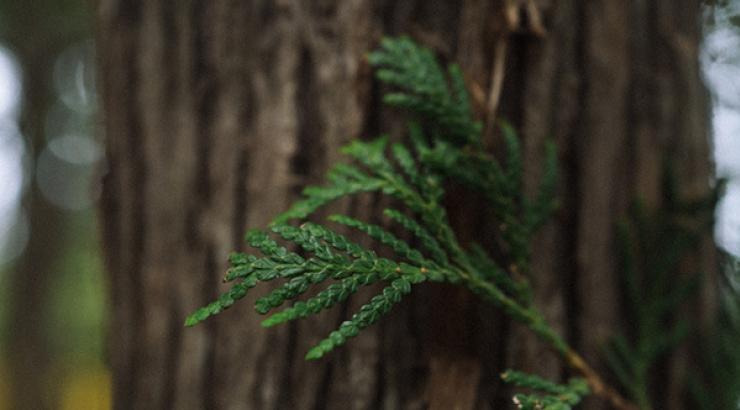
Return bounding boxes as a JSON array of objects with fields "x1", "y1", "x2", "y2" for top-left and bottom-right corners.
[
  {"x1": 126, "y1": 7, "x2": 146, "y2": 408},
  {"x1": 291, "y1": 45, "x2": 324, "y2": 188},
  {"x1": 159, "y1": 2, "x2": 186, "y2": 408},
  {"x1": 624, "y1": 5, "x2": 666, "y2": 403},
  {"x1": 134, "y1": 0, "x2": 175, "y2": 406},
  {"x1": 202, "y1": 2, "x2": 265, "y2": 406},
  {"x1": 509, "y1": 0, "x2": 567, "y2": 384},
  {"x1": 654, "y1": 2, "x2": 714, "y2": 407},
  {"x1": 164, "y1": 2, "x2": 206, "y2": 409},
  {"x1": 312, "y1": 359, "x2": 335, "y2": 410},
  {"x1": 371, "y1": 309, "x2": 388, "y2": 410},
  {"x1": 274, "y1": 322, "x2": 299, "y2": 410},
  {"x1": 543, "y1": 0, "x2": 583, "y2": 379},
  {"x1": 214, "y1": 2, "x2": 303, "y2": 408},
  {"x1": 97, "y1": 1, "x2": 146, "y2": 407},
  {"x1": 455, "y1": 4, "x2": 513, "y2": 408},
  {"x1": 577, "y1": 0, "x2": 630, "y2": 380},
  {"x1": 198, "y1": 248, "x2": 217, "y2": 410},
  {"x1": 164, "y1": 292, "x2": 184, "y2": 410},
  {"x1": 190, "y1": 9, "x2": 215, "y2": 404},
  {"x1": 628, "y1": 1, "x2": 662, "y2": 207},
  {"x1": 563, "y1": 0, "x2": 589, "y2": 359}
]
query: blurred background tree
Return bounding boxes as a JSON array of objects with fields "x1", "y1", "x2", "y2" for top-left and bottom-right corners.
[{"x1": 0, "y1": 1, "x2": 107, "y2": 409}]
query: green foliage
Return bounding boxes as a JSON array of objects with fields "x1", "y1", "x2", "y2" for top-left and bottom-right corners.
[
  {"x1": 501, "y1": 370, "x2": 589, "y2": 410},
  {"x1": 186, "y1": 222, "x2": 445, "y2": 359},
  {"x1": 182, "y1": 34, "x2": 594, "y2": 408},
  {"x1": 186, "y1": 118, "x2": 476, "y2": 361},
  {"x1": 689, "y1": 252, "x2": 740, "y2": 410},
  {"x1": 367, "y1": 36, "x2": 481, "y2": 145},
  {"x1": 179, "y1": 33, "x2": 738, "y2": 410},
  {"x1": 186, "y1": 36, "x2": 562, "y2": 369},
  {"x1": 604, "y1": 170, "x2": 719, "y2": 410},
  {"x1": 416, "y1": 119, "x2": 558, "y2": 281}
]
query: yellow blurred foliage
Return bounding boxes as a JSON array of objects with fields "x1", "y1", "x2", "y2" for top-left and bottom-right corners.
[
  {"x1": 0, "y1": 362, "x2": 111, "y2": 409},
  {"x1": 59, "y1": 366, "x2": 111, "y2": 410},
  {"x1": 0, "y1": 362, "x2": 8, "y2": 410}
]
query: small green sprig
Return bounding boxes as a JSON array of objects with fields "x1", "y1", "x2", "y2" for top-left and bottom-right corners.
[
  {"x1": 501, "y1": 370, "x2": 589, "y2": 410},
  {"x1": 367, "y1": 36, "x2": 482, "y2": 145},
  {"x1": 186, "y1": 219, "x2": 450, "y2": 360},
  {"x1": 418, "y1": 121, "x2": 558, "y2": 282}
]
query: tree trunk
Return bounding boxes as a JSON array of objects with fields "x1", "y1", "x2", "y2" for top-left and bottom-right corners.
[{"x1": 97, "y1": 1, "x2": 714, "y2": 409}]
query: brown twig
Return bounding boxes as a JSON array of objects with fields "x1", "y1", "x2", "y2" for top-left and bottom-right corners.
[
  {"x1": 482, "y1": 36, "x2": 508, "y2": 143},
  {"x1": 469, "y1": 276, "x2": 639, "y2": 409},
  {"x1": 565, "y1": 350, "x2": 639, "y2": 410},
  {"x1": 481, "y1": 0, "x2": 547, "y2": 145}
]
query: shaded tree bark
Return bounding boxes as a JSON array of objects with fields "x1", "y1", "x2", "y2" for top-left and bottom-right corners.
[{"x1": 97, "y1": 1, "x2": 714, "y2": 409}]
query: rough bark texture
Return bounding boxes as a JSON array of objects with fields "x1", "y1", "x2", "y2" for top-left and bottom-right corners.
[{"x1": 97, "y1": 1, "x2": 714, "y2": 409}]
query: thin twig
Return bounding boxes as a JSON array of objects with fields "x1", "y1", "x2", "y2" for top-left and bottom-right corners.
[
  {"x1": 483, "y1": 36, "x2": 508, "y2": 142},
  {"x1": 565, "y1": 350, "x2": 639, "y2": 410},
  {"x1": 465, "y1": 273, "x2": 638, "y2": 409}
]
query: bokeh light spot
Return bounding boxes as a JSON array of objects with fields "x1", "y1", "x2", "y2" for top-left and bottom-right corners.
[
  {"x1": 36, "y1": 144, "x2": 99, "y2": 211},
  {"x1": 0, "y1": 47, "x2": 21, "y2": 119}
]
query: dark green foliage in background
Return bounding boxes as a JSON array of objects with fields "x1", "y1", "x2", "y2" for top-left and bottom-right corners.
[
  {"x1": 604, "y1": 169, "x2": 730, "y2": 410},
  {"x1": 689, "y1": 252, "x2": 740, "y2": 410}
]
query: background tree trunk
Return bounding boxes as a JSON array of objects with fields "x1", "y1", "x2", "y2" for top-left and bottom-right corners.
[
  {"x1": 97, "y1": 1, "x2": 714, "y2": 409},
  {"x1": 2, "y1": 2, "x2": 90, "y2": 408}
]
